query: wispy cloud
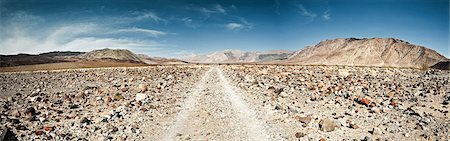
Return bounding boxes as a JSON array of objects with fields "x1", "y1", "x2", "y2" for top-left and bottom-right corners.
[
  {"x1": 226, "y1": 18, "x2": 252, "y2": 31},
  {"x1": 187, "y1": 3, "x2": 229, "y2": 16},
  {"x1": 297, "y1": 4, "x2": 317, "y2": 20},
  {"x1": 0, "y1": 12, "x2": 174, "y2": 55},
  {"x1": 115, "y1": 27, "x2": 168, "y2": 37},
  {"x1": 214, "y1": 4, "x2": 227, "y2": 14},
  {"x1": 180, "y1": 17, "x2": 199, "y2": 28},
  {"x1": 132, "y1": 11, "x2": 166, "y2": 24},
  {"x1": 226, "y1": 23, "x2": 244, "y2": 31},
  {"x1": 228, "y1": 17, "x2": 253, "y2": 31},
  {"x1": 323, "y1": 8, "x2": 331, "y2": 20}
]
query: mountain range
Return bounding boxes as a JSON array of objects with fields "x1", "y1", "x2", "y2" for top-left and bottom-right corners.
[
  {"x1": 281, "y1": 38, "x2": 448, "y2": 69},
  {"x1": 0, "y1": 38, "x2": 448, "y2": 70},
  {"x1": 179, "y1": 50, "x2": 294, "y2": 63}
]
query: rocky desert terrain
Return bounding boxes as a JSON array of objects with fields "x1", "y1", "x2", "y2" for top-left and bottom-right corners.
[{"x1": 0, "y1": 65, "x2": 449, "y2": 141}]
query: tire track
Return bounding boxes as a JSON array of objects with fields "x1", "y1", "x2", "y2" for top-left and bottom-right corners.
[{"x1": 161, "y1": 67, "x2": 271, "y2": 140}]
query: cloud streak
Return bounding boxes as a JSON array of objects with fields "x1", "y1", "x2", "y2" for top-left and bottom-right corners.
[
  {"x1": 226, "y1": 23, "x2": 244, "y2": 31},
  {"x1": 225, "y1": 16, "x2": 253, "y2": 31},
  {"x1": 115, "y1": 27, "x2": 168, "y2": 37},
  {"x1": 323, "y1": 8, "x2": 331, "y2": 20},
  {"x1": 297, "y1": 4, "x2": 317, "y2": 20},
  {"x1": 196, "y1": 4, "x2": 228, "y2": 15},
  {"x1": 132, "y1": 11, "x2": 166, "y2": 24}
]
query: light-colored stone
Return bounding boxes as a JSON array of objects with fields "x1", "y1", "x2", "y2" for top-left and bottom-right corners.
[{"x1": 135, "y1": 93, "x2": 147, "y2": 101}]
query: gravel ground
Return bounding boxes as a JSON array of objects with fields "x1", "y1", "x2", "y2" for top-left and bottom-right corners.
[{"x1": 0, "y1": 65, "x2": 449, "y2": 141}]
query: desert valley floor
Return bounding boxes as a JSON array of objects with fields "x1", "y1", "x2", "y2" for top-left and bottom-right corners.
[{"x1": 0, "y1": 65, "x2": 449, "y2": 141}]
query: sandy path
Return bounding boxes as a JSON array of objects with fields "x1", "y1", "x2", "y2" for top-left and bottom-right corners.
[{"x1": 159, "y1": 67, "x2": 274, "y2": 141}]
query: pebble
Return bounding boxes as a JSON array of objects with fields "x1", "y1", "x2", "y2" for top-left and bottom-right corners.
[
  {"x1": 139, "y1": 84, "x2": 148, "y2": 92},
  {"x1": 295, "y1": 132, "x2": 306, "y2": 138},
  {"x1": 295, "y1": 115, "x2": 312, "y2": 124},
  {"x1": 43, "y1": 126, "x2": 54, "y2": 132},
  {"x1": 35, "y1": 130, "x2": 44, "y2": 135},
  {"x1": 371, "y1": 127, "x2": 382, "y2": 135},
  {"x1": 319, "y1": 118, "x2": 340, "y2": 132},
  {"x1": 360, "y1": 97, "x2": 371, "y2": 106},
  {"x1": 11, "y1": 110, "x2": 21, "y2": 117},
  {"x1": 120, "y1": 85, "x2": 128, "y2": 92},
  {"x1": 80, "y1": 117, "x2": 91, "y2": 124},
  {"x1": 135, "y1": 93, "x2": 147, "y2": 102},
  {"x1": 363, "y1": 136, "x2": 371, "y2": 141},
  {"x1": 348, "y1": 121, "x2": 359, "y2": 129},
  {"x1": 25, "y1": 107, "x2": 37, "y2": 116}
]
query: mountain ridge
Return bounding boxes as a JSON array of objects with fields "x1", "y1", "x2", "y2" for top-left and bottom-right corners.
[{"x1": 282, "y1": 38, "x2": 448, "y2": 69}]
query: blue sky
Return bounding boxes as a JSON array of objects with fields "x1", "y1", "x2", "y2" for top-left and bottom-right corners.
[{"x1": 0, "y1": 0, "x2": 448, "y2": 58}]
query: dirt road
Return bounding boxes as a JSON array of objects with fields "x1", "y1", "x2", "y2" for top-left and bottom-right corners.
[{"x1": 145, "y1": 67, "x2": 284, "y2": 141}]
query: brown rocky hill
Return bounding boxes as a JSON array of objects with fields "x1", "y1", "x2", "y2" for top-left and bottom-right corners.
[
  {"x1": 136, "y1": 54, "x2": 188, "y2": 64},
  {"x1": 283, "y1": 38, "x2": 448, "y2": 69},
  {"x1": 80, "y1": 49, "x2": 187, "y2": 64},
  {"x1": 0, "y1": 51, "x2": 83, "y2": 67},
  {"x1": 79, "y1": 48, "x2": 145, "y2": 63},
  {"x1": 431, "y1": 61, "x2": 450, "y2": 70}
]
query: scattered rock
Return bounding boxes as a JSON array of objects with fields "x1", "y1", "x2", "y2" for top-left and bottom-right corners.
[
  {"x1": 140, "y1": 108, "x2": 148, "y2": 112},
  {"x1": 295, "y1": 132, "x2": 306, "y2": 138},
  {"x1": 120, "y1": 85, "x2": 128, "y2": 92},
  {"x1": 319, "y1": 118, "x2": 340, "y2": 132},
  {"x1": 10, "y1": 110, "x2": 21, "y2": 117},
  {"x1": 363, "y1": 136, "x2": 371, "y2": 141},
  {"x1": 80, "y1": 117, "x2": 91, "y2": 124},
  {"x1": 24, "y1": 107, "x2": 37, "y2": 116},
  {"x1": 35, "y1": 130, "x2": 44, "y2": 135},
  {"x1": 135, "y1": 93, "x2": 147, "y2": 102},
  {"x1": 106, "y1": 124, "x2": 118, "y2": 133},
  {"x1": 295, "y1": 115, "x2": 312, "y2": 124},
  {"x1": 138, "y1": 84, "x2": 148, "y2": 92},
  {"x1": 43, "y1": 126, "x2": 54, "y2": 132},
  {"x1": 371, "y1": 127, "x2": 382, "y2": 135},
  {"x1": 360, "y1": 97, "x2": 371, "y2": 106},
  {"x1": 1, "y1": 127, "x2": 18, "y2": 141},
  {"x1": 348, "y1": 121, "x2": 359, "y2": 129}
]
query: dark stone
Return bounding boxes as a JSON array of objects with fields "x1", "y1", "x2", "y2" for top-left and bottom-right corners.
[{"x1": 1, "y1": 127, "x2": 19, "y2": 141}]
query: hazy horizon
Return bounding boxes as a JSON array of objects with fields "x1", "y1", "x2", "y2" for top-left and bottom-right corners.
[{"x1": 0, "y1": 0, "x2": 448, "y2": 58}]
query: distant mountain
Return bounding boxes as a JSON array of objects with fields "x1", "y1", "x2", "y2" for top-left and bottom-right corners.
[
  {"x1": 180, "y1": 49, "x2": 294, "y2": 63},
  {"x1": 79, "y1": 48, "x2": 145, "y2": 63},
  {"x1": 282, "y1": 38, "x2": 448, "y2": 69},
  {"x1": 0, "y1": 49, "x2": 186, "y2": 68},
  {"x1": 79, "y1": 48, "x2": 187, "y2": 64},
  {"x1": 136, "y1": 54, "x2": 188, "y2": 64},
  {"x1": 431, "y1": 61, "x2": 450, "y2": 70},
  {"x1": 0, "y1": 51, "x2": 83, "y2": 67}
]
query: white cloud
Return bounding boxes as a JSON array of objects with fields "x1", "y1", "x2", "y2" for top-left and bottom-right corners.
[
  {"x1": 45, "y1": 23, "x2": 99, "y2": 44},
  {"x1": 225, "y1": 17, "x2": 253, "y2": 31},
  {"x1": 323, "y1": 9, "x2": 331, "y2": 20},
  {"x1": 180, "y1": 17, "x2": 199, "y2": 28},
  {"x1": 297, "y1": 4, "x2": 317, "y2": 20},
  {"x1": 132, "y1": 11, "x2": 166, "y2": 23},
  {"x1": 214, "y1": 4, "x2": 227, "y2": 14},
  {"x1": 226, "y1": 23, "x2": 244, "y2": 31},
  {"x1": 62, "y1": 37, "x2": 166, "y2": 52},
  {"x1": 191, "y1": 4, "x2": 228, "y2": 15},
  {"x1": 115, "y1": 27, "x2": 168, "y2": 37},
  {"x1": 0, "y1": 12, "x2": 174, "y2": 55}
]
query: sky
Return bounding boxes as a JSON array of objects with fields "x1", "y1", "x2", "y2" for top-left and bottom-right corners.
[{"x1": 0, "y1": 0, "x2": 449, "y2": 58}]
